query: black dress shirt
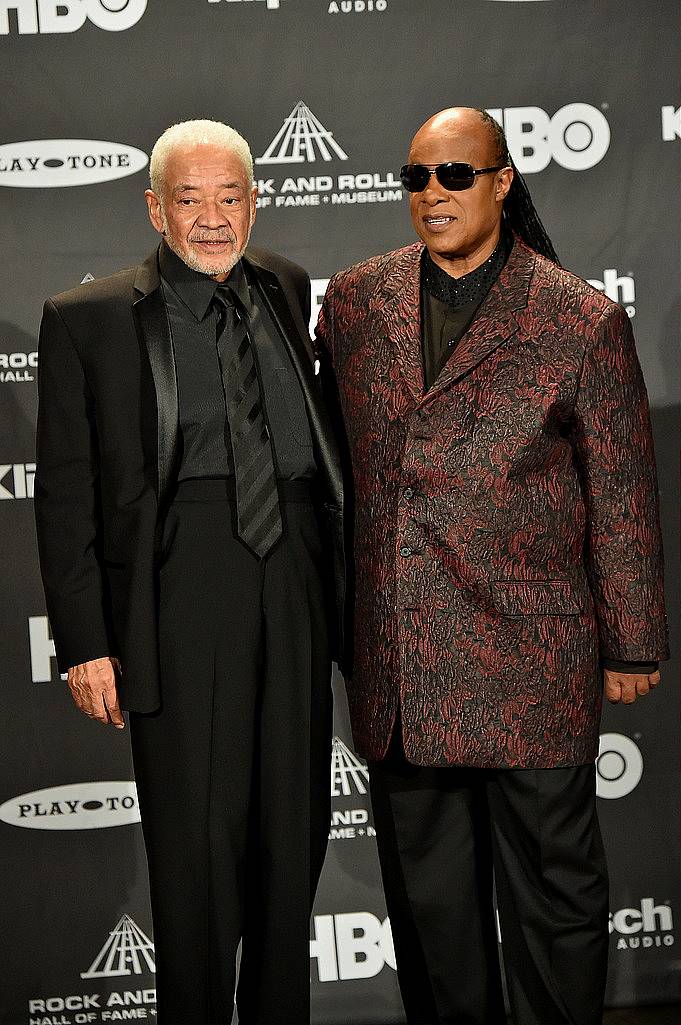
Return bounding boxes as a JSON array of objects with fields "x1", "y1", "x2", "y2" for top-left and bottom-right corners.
[
  {"x1": 418, "y1": 235, "x2": 656, "y2": 676},
  {"x1": 159, "y1": 242, "x2": 315, "y2": 483}
]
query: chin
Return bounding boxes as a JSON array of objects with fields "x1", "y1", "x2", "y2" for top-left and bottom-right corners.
[{"x1": 185, "y1": 247, "x2": 240, "y2": 278}]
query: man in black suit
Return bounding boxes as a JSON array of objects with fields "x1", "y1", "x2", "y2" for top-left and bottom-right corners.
[{"x1": 34, "y1": 119, "x2": 346, "y2": 1025}]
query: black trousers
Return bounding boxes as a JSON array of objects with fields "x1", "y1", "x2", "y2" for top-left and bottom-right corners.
[
  {"x1": 129, "y1": 479, "x2": 331, "y2": 1025},
  {"x1": 369, "y1": 730, "x2": 609, "y2": 1025}
]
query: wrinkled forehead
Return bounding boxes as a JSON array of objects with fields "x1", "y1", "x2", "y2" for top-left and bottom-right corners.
[
  {"x1": 408, "y1": 122, "x2": 495, "y2": 167},
  {"x1": 164, "y1": 143, "x2": 250, "y2": 186}
]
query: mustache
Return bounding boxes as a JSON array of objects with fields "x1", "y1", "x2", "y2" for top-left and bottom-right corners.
[{"x1": 188, "y1": 230, "x2": 237, "y2": 244}]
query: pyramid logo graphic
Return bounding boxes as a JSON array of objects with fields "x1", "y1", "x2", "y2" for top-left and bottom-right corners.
[
  {"x1": 331, "y1": 736, "x2": 369, "y2": 797},
  {"x1": 81, "y1": 914, "x2": 156, "y2": 979},
  {"x1": 256, "y1": 102, "x2": 349, "y2": 165}
]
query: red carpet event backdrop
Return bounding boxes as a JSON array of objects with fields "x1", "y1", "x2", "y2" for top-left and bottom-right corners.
[{"x1": 0, "y1": 1, "x2": 679, "y2": 1022}]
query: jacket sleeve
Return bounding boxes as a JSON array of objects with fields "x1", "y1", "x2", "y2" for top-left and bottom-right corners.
[
  {"x1": 34, "y1": 298, "x2": 112, "y2": 672},
  {"x1": 573, "y1": 301, "x2": 669, "y2": 662}
]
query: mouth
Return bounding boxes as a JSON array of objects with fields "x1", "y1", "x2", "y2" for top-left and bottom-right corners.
[
  {"x1": 421, "y1": 215, "x2": 457, "y2": 232},
  {"x1": 190, "y1": 238, "x2": 235, "y2": 253}
]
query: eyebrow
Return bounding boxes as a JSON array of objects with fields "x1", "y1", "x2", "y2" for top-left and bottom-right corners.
[{"x1": 173, "y1": 181, "x2": 244, "y2": 193}]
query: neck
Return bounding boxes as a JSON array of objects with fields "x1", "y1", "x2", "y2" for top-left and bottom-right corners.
[{"x1": 427, "y1": 226, "x2": 502, "y2": 279}]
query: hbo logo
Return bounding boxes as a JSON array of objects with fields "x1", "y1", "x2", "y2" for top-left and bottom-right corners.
[
  {"x1": 487, "y1": 104, "x2": 611, "y2": 173},
  {"x1": 0, "y1": 0, "x2": 147, "y2": 34}
]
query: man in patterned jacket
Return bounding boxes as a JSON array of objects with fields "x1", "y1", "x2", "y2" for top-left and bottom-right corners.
[{"x1": 316, "y1": 108, "x2": 668, "y2": 1025}]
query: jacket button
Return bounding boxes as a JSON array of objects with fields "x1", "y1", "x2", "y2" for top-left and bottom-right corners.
[
  {"x1": 403, "y1": 487, "x2": 414, "y2": 500},
  {"x1": 400, "y1": 546, "x2": 412, "y2": 557}
]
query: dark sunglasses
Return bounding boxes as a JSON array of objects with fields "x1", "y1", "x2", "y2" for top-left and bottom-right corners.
[{"x1": 400, "y1": 162, "x2": 505, "y2": 193}]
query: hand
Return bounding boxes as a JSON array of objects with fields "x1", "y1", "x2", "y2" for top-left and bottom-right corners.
[
  {"x1": 67, "y1": 656, "x2": 125, "y2": 729},
  {"x1": 604, "y1": 668, "x2": 661, "y2": 704}
]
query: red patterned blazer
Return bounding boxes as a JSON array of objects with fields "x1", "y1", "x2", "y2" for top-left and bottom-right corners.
[{"x1": 316, "y1": 237, "x2": 668, "y2": 769}]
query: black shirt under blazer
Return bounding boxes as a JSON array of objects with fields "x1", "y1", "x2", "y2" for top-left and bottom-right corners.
[{"x1": 35, "y1": 246, "x2": 347, "y2": 710}]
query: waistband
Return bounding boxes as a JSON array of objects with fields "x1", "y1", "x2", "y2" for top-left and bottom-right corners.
[{"x1": 173, "y1": 476, "x2": 315, "y2": 503}]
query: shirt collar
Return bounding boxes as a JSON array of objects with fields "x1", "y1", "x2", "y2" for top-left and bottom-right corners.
[
  {"x1": 422, "y1": 231, "x2": 513, "y2": 309},
  {"x1": 158, "y1": 240, "x2": 251, "y2": 321}
]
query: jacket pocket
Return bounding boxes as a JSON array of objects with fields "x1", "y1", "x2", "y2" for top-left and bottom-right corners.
[{"x1": 491, "y1": 580, "x2": 587, "y2": 617}]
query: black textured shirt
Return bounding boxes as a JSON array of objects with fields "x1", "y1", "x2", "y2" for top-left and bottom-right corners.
[{"x1": 159, "y1": 242, "x2": 315, "y2": 482}]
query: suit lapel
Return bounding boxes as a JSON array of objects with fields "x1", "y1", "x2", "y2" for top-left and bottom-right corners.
[
  {"x1": 132, "y1": 250, "x2": 179, "y2": 507},
  {"x1": 380, "y1": 244, "x2": 424, "y2": 404},
  {"x1": 422, "y1": 239, "x2": 536, "y2": 404}
]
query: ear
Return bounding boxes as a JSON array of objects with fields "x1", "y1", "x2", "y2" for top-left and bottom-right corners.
[
  {"x1": 249, "y1": 183, "x2": 258, "y2": 228},
  {"x1": 495, "y1": 166, "x2": 514, "y2": 203},
  {"x1": 145, "y1": 189, "x2": 165, "y2": 236}
]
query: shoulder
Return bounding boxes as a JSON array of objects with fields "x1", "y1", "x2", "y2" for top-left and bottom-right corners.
[
  {"x1": 49, "y1": 265, "x2": 139, "y2": 314},
  {"x1": 328, "y1": 243, "x2": 421, "y2": 295},
  {"x1": 245, "y1": 245, "x2": 309, "y2": 290},
  {"x1": 529, "y1": 248, "x2": 616, "y2": 322}
]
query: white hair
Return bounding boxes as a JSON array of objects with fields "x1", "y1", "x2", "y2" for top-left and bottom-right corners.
[{"x1": 149, "y1": 119, "x2": 254, "y2": 193}]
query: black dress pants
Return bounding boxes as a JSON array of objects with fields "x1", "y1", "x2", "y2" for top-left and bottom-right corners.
[
  {"x1": 369, "y1": 730, "x2": 609, "y2": 1025},
  {"x1": 129, "y1": 479, "x2": 331, "y2": 1025}
]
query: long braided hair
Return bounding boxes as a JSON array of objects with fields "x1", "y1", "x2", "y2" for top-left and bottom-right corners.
[{"x1": 479, "y1": 110, "x2": 560, "y2": 265}]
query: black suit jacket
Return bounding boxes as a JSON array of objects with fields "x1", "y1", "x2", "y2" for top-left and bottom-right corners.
[{"x1": 35, "y1": 245, "x2": 347, "y2": 711}]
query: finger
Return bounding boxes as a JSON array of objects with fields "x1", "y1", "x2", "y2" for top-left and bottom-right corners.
[
  {"x1": 604, "y1": 675, "x2": 622, "y2": 703},
  {"x1": 648, "y1": 671, "x2": 661, "y2": 687},
  {"x1": 619, "y1": 679, "x2": 638, "y2": 704},
  {"x1": 635, "y1": 677, "x2": 651, "y2": 697},
  {"x1": 103, "y1": 686, "x2": 125, "y2": 730}
]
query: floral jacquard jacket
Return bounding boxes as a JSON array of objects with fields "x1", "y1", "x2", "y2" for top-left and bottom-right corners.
[{"x1": 316, "y1": 237, "x2": 668, "y2": 769}]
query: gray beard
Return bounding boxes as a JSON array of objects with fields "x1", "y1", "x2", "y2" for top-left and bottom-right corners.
[{"x1": 161, "y1": 212, "x2": 252, "y2": 278}]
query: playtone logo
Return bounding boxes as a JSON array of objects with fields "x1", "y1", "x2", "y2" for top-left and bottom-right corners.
[
  {"x1": 0, "y1": 781, "x2": 140, "y2": 830},
  {"x1": 310, "y1": 912, "x2": 396, "y2": 981},
  {"x1": 0, "y1": 140, "x2": 148, "y2": 188},
  {"x1": 0, "y1": 0, "x2": 147, "y2": 33},
  {"x1": 486, "y1": 103, "x2": 610, "y2": 173},
  {"x1": 610, "y1": 898, "x2": 674, "y2": 950}
]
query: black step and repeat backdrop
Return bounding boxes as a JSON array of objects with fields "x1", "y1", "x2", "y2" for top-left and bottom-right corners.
[{"x1": 1, "y1": 1, "x2": 679, "y2": 1022}]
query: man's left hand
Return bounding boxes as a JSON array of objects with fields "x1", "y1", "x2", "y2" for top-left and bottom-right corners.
[{"x1": 604, "y1": 669, "x2": 661, "y2": 704}]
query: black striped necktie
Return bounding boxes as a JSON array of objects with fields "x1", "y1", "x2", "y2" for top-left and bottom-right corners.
[{"x1": 213, "y1": 284, "x2": 282, "y2": 559}]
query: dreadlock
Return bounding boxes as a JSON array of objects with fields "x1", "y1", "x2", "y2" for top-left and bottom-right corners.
[{"x1": 479, "y1": 109, "x2": 561, "y2": 265}]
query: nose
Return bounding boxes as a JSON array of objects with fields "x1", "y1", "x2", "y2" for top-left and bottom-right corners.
[{"x1": 198, "y1": 199, "x2": 230, "y2": 227}]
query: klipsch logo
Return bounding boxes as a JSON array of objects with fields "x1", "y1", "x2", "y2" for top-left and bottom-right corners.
[
  {"x1": 257, "y1": 101, "x2": 348, "y2": 165},
  {"x1": 328, "y1": 1, "x2": 389, "y2": 12},
  {"x1": 486, "y1": 103, "x2": 610, "y2": 173},
  {"x1": 81, "y1": 914, "x2": 156, "y2": 978},
  {"x1": 0, "y1": 0, "x2": 147, "y2": 34},
  {"x1": 0, "y1": 140, "x2": 148, "y2": 187},
  {"x1": 587, "y1": 269, "x2": 636, "y2": 318},
  {"x1": 596, "y1": 733, "x2": 643, "y2": 800},
  {"x1": 610, "y1": 898, "x2": 674, "y2": 950},
  {"x1": 208, "y1": 0, "x2": 281, "y2": 8},
  {"x1": 0, "y1": 781, "x2": 140, "y2": 830}
]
